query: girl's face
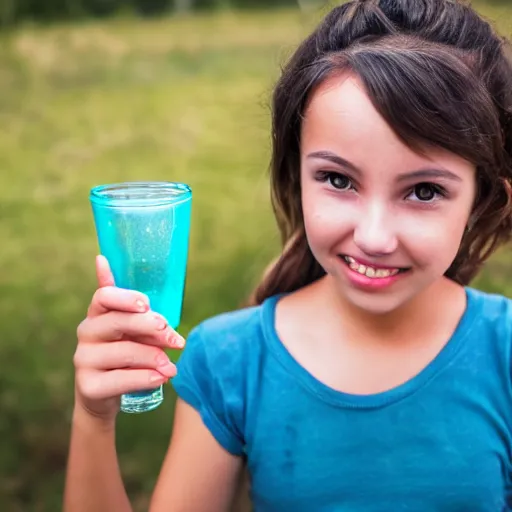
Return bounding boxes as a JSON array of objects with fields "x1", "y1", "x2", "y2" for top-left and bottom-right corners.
[{"x1": 300, "y1": 74, "x2": 477, "y2": 315}]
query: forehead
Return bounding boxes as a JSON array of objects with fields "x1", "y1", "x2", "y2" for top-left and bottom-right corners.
[
  {"x1": 303, "y1": 74, "x2": 392, "y2": 147},
  {"x1": 301, "y1": 73, "x2": 473, "y2": 175}
]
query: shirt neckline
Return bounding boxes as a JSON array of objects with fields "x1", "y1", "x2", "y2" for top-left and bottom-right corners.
[{"x1": 261, "y1": 287, "x2": 481, "y2": 409}]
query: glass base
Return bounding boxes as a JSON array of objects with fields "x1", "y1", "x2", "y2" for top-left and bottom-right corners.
[{"x1": 121, "y1": 386, "x2": 164, "y2": 414}]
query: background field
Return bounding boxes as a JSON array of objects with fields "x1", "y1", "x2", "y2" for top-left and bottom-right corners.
[{"x1": 1, "y1": 2, "x2": 511, "y2": 510}]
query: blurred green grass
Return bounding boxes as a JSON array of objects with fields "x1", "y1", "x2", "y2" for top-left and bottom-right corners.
[{"x1": 0, "y1": 3, "x2": 511, "y2": 511}]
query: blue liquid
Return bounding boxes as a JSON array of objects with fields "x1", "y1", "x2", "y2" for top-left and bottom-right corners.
[
  {"x1": 117, "y1": 260, "x2": 186, "y2": 414},
  {"x1": 90, "y1": 182, "x2": 192, "y2": 414},
  {"x1": 120, "y1": 386, "x2": 164, "y2": 414}
]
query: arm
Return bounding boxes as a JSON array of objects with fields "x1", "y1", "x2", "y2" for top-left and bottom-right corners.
[
  {"x1": 64, "y1": 256, "x2": 180, "y2": 512},
  {"x1": 63, "y1": 404, "x2": 132, "y2": 512},
  {"x1": 150, "y1": 398, "x2": 244, "y2": 512}
]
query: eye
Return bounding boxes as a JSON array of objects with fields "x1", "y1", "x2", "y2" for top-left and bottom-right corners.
[
  {"x1": 408, "y1": 183, "x2": 446, "y2": 202},
  {"x1": 330, "y1": 174, "x2": 352, "y2": 190},
  {"x1": 316, "y1": 171, "x2": 354, "y2": 191}
]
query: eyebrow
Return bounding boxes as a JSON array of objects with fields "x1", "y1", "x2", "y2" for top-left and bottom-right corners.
[
  {"x1": 307, "y1": 151, "x2": 362, "y2": 175},
  {"x1": 396, "y1": 168, "x2": 462, "y2": 183},
  {"x1": 306, "y1": 151, "x2": 462, "y2": 183}
]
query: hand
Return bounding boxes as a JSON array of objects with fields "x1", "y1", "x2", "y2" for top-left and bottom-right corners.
[{"x1": 73, "y1": 255, "x2": 185, "y2": 423}]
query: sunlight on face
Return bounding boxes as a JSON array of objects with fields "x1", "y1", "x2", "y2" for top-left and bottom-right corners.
[{"x1": 300, "y1": 74, "x2": 476, "y2": 314}]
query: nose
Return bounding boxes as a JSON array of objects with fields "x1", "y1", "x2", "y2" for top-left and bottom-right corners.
[{"x1": 353, "y1": 203, "x2": 398, "y2": 257}]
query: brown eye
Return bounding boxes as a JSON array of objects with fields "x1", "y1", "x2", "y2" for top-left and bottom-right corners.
[
  {"x1": 413, "y1": 183, "x2": 437, "y2": 202},
  {"x1": 328, "y1": 173, "x2": 352, "y2": 190}
]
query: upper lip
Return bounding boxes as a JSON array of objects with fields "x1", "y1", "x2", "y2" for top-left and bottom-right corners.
[{"x1": 341, "y1": 254, "x2": 408, "y2": 270}]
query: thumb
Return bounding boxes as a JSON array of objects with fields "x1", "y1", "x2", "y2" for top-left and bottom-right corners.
[{"x1": 95, "y1": 255, "x2": 115, "y2": 288}]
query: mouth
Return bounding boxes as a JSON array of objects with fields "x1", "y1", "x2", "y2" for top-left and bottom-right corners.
[{"x1": 340, "y1": 255, "x2": 410, "y2": 279}]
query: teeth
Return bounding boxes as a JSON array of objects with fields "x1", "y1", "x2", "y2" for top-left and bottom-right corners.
[
  {"x1": 344, "y1": 256, "x2": 400, "y2": 279},
  {"x1": 365, "y1": 267, "x2": 376, "y2": 278}
]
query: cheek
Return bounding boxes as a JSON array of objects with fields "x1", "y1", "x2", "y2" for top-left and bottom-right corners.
[
  {"x1": 302, "y1": 190, "x2": 355, "y2": 250},
  {"x1": 400, "y1": 211, "x2": 468, "y2": 266}
]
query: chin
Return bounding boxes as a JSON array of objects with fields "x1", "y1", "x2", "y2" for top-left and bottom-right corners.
[
  {"x1": 326, "y1": 265, "x2": 437, "y2": 316},
  {"x1": 341, "y1": 288, "x2": 410, "y2": 316}
]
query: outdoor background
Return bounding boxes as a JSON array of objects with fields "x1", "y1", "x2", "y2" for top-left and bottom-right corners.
[{"x1": 1, "y1": 0, "x2": 511, "y2": 510}]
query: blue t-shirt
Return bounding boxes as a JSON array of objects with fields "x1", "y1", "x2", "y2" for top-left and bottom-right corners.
[{"x1": 172, "y1": 287, "x2": 512, "y2": 511}]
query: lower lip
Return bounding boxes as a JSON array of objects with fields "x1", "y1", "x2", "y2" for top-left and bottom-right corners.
[{"x1": 340, "y1": 258, "x2": 406, "y2": 290}]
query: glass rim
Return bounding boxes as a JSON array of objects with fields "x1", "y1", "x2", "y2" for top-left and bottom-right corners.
[{"x1": 89, "y1": 181, "x2": 192, "y2": 207}]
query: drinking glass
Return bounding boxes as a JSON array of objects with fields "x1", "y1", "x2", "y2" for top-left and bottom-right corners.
[{"x1": 90, "y1": 181, "x2": 192, "y2": 413}]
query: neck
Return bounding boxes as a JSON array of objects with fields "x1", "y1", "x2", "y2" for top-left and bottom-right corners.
[{"x1": 316, "y1": 276, "x2": 464, "y2": 347}]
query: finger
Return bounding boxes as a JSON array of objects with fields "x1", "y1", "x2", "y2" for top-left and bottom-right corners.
[
  {"x1": 87, "y1": 286, "x2": 150, "y2": 318},
  {"x1": 96, "y1": 255, "x2": 115, "y2": 288},
  {"x1": 73, "y1": 341, "x2": 176, "y2": 377},
  {"x1": 78, "y1": 310, "x2": 185, "y2": 349},
  {"x1": 77, "y1": 368, "x2": 173, "y2": 402}
]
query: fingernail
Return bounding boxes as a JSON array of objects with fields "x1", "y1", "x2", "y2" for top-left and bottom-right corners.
[
  {"x1": 154, "y1": 315, "x2": 167, "y2": 330},
  {"x1": 135, "y1": 299, "x2": 148, "y2": 312},
  {"x1": 167, "y1": 331, "x2": 185, "y2": 349}
]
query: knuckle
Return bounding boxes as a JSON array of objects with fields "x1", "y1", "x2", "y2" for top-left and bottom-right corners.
[
  {"x1": 108, "y1": 312, "x2": 126, "y2": 340},
  {"x1": 92, "y1": 286, "x2": 117, "y2": 308},
  {"x1": 120, "y1": 348, "x2": 136, "y2": 367},
  {"x1": 77, "y1": 375, "x2": 99, "y2": 400},
  {"x1": 92, "y1": 287, "x2": 108, "y2": 305},
  {"x1": 73, "y1": 345, "x2": 87, "y2": 369},
  {"x1": 127, "y1": 311, "x2": 151, "y2": 336},
  {"x1": 76, "y1": 319, "x2": 89, "y2": 341},
  {"x1": 122, "y1": 344, "x2": 157, "y2": 368}
]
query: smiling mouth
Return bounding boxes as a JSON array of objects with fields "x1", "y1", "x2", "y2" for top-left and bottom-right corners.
[{"x1": 341, "y1": 255, "x2": 410, "y2": 279}]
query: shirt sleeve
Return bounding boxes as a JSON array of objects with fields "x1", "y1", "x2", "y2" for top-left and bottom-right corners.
[{"x1": 171, "y1": 323, "x2": 245, "y2": 456}]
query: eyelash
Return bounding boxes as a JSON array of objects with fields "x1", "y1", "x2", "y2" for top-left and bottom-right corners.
[{"x1": 315, "y1": 171, "x2": 448, "y2": 203}]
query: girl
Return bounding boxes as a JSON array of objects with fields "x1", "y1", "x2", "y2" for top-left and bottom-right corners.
[{"x1": 64, "y1": 0, "x2": 512, "y2": 510}]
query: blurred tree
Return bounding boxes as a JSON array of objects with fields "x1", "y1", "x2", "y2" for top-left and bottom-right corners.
[
  {"x1": 19, "y1": 0, "x2": 82, "y2": 20},
  {"x1": 174, "y1": 0, "x2": 194, "y2": 13},
  {"x1": 132, "y1": 0, "x2": 171, "y2": 16},
  {"x1": 1, "y1": 0, "x2": 509, "y2": 28},
  {"x1": 232, "y1": 0, "x2": 295, "y2": 6},
  {"x1": 0, "y1": 0, "x2": 17, "y2": 26},
  {"x1": 194, "y1": 0, "x2": 231, "y2": 10},
  {"x1": 0, "y1": 0, "x2": 305, "y2": 26},
  {"x1": 82, "y1": 0, "x2": 122, "y2": 17}
]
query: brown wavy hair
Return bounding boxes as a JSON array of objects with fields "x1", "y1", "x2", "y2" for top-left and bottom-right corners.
[{"x1": 248, "y1": 0, "x2": 512, "y2": 306}]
